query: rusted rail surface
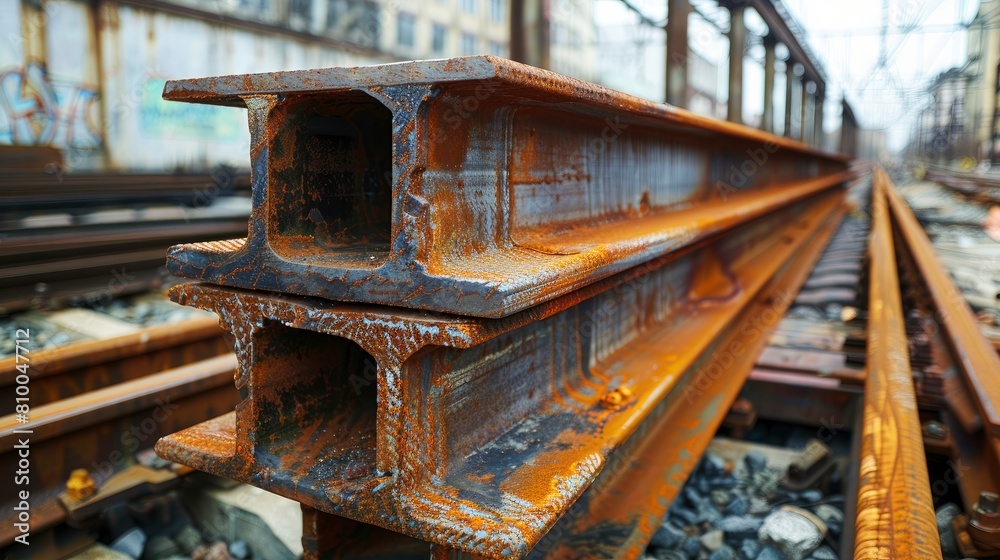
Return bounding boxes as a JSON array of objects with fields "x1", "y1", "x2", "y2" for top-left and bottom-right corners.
[
  {"x1": 0, "y1": 317, "x2": 229, "y2": 406},
  {"x1": 0, "y1": 354, "x2": 239, "y2": 547},
  {"x1": 853, "y1": 169, "x2": 941, "y2": 559},
  {"x1": 883, "y1": 174, "x2": 1000, "y2": 438},
  {"x1": 924, "y1": 168, "x2": 1000, "y2": 205},
  {"x1": 162, "y1": 55, "x2": 850, "y2": 318},
  {"x1": 0, "y1": 170, "x2": 250, "y2": 210},
  {"x1": 157, "y1": 189, "x2": 846, "y2": 558}
]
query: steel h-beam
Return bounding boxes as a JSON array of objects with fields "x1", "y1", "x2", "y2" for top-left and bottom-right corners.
[
  {"x1": 510, "y1": 0, "x2": 550, "y2": 70},
  {"x1": 161, "y1": 57, "x2": 848, "y2": 319},
  {"x1": 747, "y1": 0, "x2": 824, "y2": 88},
  {"x1": 841, "y1": 98, "x2": 857, "y2": 156},
  {"x1": 814, "y1": 89, "x2": 825, "y2": 148},
  {"x1": 801, "y1": 79, "x2": 811, "y2": 143},
  {"x1": 991, "y1": 59, "x2": 999, "y2": 164}
]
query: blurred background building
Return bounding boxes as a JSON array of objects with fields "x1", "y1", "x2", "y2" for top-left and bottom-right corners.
[
  {"x1": 0, "y1": 0, "x2": 597, "y2": 172},
  {"x1": 907, "y1": 0, "x2": 1000, "y2": 164},
  {"x1": 963, "y1": 0, "x2": 999, "y2": 163},
  {"x1": 2, "y1": 0, "x2": 997, "y2": 169}
]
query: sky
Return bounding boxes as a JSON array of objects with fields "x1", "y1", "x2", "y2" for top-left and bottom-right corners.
[{"x1": 592, "y1": 0, "x2": 982, "y2": 151}]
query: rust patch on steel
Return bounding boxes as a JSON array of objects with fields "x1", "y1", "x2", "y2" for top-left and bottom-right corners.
[{"x1": 853, "y1": 168, "x2": 942, "y2": 560}]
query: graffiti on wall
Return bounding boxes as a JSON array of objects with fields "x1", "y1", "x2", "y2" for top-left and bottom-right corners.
[
  {"x1": 139, "y1": 79, "x2": 244, "y2": 139},
  {"x1": 0, "y1": 62, "x2": 102, "y2": 148}
]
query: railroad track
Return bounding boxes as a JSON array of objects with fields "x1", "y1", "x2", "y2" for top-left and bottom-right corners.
[
  {"x1": 0, "y1": 163, "x2": 252, "y2": 555},
  {"x1": 4, "y1": 58, "x2": 1000, "y2": 560},
  {"x1": 0, "y1": 168, "x2": 252, "y2": 315},
  {"x1": 0, "y1": 166, "x2": 251, "y2": 211},
  {"x1": 923, "y1": 167, "x2": 1000, "y2": 206},
  {"x1": 0, "y1": 309, "x2": 236, "y2": 555},
  {"x1": 905, "y1": 167, "x2": 1000, "y2": 348}
]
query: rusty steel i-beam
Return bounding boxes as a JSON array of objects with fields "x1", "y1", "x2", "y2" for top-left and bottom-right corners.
[
  {"x1": 162, "y1": 56, "x2": 849, "y2": 318},
  {"x1": 154, "y1": 57, "x2": 853, "y2": 558}
]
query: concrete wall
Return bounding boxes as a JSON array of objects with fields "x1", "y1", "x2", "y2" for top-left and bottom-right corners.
[{"x1": 0, "y1": 0, "x2": 389, "y2": 171}]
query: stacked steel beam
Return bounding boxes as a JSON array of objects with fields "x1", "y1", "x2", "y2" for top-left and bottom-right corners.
[{"x1": 153, "y1": 56, "x2": 854, "y2": 558}]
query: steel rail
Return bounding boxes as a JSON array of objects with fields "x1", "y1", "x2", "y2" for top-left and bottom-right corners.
[
  {"x1": 883, "y1": 174, "x2": 1000, "y2": 438},
  {"x1": 0, "y1": 171, "x2": 250, "y2": 210},
  {"x1": 0, "y1": 266, "x2": 165, "y2": 316},
  {"x1": 924, "y1": 169, "x2": 1000, "y2": 206},
  {"x1": 156, "y1": 189, "x2": 845, "y2": 558},
  {"x1": 853, "y1": 169, "x2": 942, "y2": 559},
  {"x1": 0, "y1": 353, "x2": 236, "y2": 450},
  {"x1": 0, "y1": 354, "x2": 239, "y2": 546},
  {"x1": 161, "y1": 56, "x2": 850, "y2": 318},
  {"x1": 0, "y1": 316, "x2": 229, "y2": 406},
  {"x1": 0, "y1": 219, "x2": 248, "y2": 314},
  {"x1": 0, "y1": 219, "x2": 250, "y2": 259}
]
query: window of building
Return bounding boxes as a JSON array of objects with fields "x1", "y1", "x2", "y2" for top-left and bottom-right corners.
[
  {"x1": 490, "y1": 0, "x2": 504, "y2": 22},
  {"x1": 461, "y1": 0, "x2": 476, "y2": 14},
  {"x1": 461, "y1": 32, "x2": 477, "y2": 55},
  {"x1": 489, "y1": 41, "x2": 504, "y2": 57},
  {"x1": 432, "y1": 23, "x2": 447, "y2": 55},
  {"x1": 397, "y1": 12, "x2": 415, "y2": 48}
]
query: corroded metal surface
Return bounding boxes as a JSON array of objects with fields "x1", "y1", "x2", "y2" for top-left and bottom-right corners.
[
  {"x1": 853, "y1": 169, "x2": 942, "y2": 560},
  {"x1": 523, "y1": 199, "x2": 845, "y2": 560},
  {"x1": 0, "y1": 317, "x2": 229, "y2": 406},
  {"x1": 162, "y1": 56, "x2": 850, "y2": 318},
  {"x1": 884, "y1": 173, "x2": 1000, "y2": 437},
  {"x1": 156, "y1": 191, "x2": 845, "y2": 558},
  {"x1": 0, "y1": 355, "x2": 239, "y2": 546}
]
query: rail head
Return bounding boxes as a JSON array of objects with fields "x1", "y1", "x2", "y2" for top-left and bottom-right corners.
[{"x1": 853, "y1": 168, "x2": 942, "y2": 559}]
